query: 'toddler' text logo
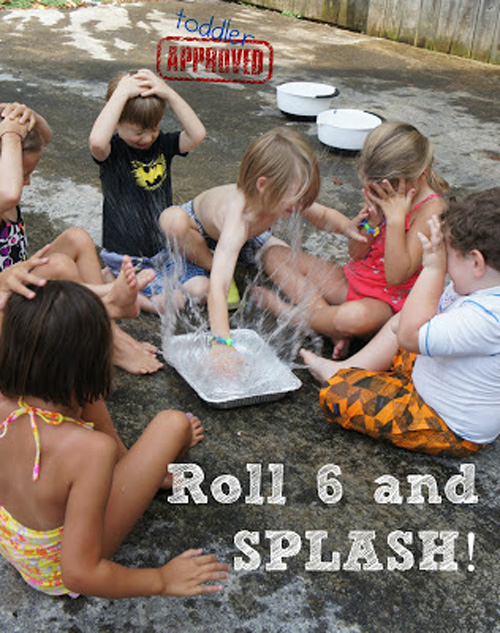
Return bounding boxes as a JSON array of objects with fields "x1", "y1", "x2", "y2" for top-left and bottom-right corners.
[{"x1": 175, "y1": 10, "x2": 256, "y2": 47}]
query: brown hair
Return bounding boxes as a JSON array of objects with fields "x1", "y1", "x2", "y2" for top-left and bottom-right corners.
[
  {"x1": 23, "y1": 128, "x2": 44, "y2": 154},
  {"x1": 237, "y1": 127, "x2": 320, "y2": 214},
  {"x1": 442, "y1": 187, "x2": 500, "y2": 272},
  {"x1": 0, "y1": 128, "x2": 43, "y2": 155},
  {"x1": 357, "y1": 122, "x2": 449, "y2": 193},
  {"x1": 107, "y1": 70, "x2": 165, "y2": 129},
  {"x1": 0, "y1": 281, "x2": 113, "y2": 408}
]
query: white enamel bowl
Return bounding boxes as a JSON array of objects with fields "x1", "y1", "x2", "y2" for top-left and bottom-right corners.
[
  {"x1": 317, "y1": 109, "x2": 383, "y2": 151},
  {"x1": 276, "y1": 82, "x2": 338, "y2": 117}
]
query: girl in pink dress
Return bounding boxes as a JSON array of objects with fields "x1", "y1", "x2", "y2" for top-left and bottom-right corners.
[{"x1": 255, "y1": 122, "x2": 448, "y2": 358}]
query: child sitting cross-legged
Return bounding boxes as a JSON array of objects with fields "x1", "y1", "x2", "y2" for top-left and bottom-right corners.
[
  {"x1": 301, "y1": 188, "x2": 500, "y2": 457},
  {"x1": 159, "y1": 127, "x2": 364, "y2": 359},
  {"x1": 0, "y1": 280, "x2": 229, "y2": 598}
]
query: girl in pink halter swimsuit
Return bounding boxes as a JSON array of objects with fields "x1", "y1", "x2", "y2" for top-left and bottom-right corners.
[{"x1": 343, "y1": 192, "x2": 442, "y2": 312}]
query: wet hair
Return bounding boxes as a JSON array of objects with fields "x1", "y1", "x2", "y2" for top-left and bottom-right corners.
[
  {"x1": 357, "y1": 122, "x2": 449, "y2": 193},
  {"x1": 237, "y1": 127, "x2": 320, "y2": 213},
  {"x1": 0, "y1": 281, "x2": 113, "y2": 408},
  {"x1": 107, "y1": 70, "x2": 165, "y2": 129},
  {"x1": 442, "y1": 187, "x2": 500, "y2": 272}
]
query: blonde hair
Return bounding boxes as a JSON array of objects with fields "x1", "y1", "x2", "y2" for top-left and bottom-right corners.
[
  {"x1": 237, "y1": 127, "x2": 320, "y2": 213},
  {"x1": 107, "y1": 70, "x2": 165, "y2": 129},
  {"x1": 357, "y1": 122, "x2": 449, "y2": 193}
]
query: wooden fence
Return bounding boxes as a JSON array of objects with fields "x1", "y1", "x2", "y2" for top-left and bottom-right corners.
[{"x1": 240, "y1": 0, "x2": 500, "y2": 64}]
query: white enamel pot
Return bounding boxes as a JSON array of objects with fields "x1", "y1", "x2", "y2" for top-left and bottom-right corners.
[
  {"x1": 276, "y1": 82, "x2": 339, "y2": 117},
  {"x1": 317, "y1": 109, "x2": 383, "y2": 151}
]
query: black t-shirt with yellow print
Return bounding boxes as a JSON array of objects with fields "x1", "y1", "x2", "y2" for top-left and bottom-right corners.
[{"x1": 97, "y1": 131, "x2": 185, "y2": 257}]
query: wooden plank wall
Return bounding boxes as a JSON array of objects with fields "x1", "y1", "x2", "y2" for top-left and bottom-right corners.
[{"x1": 241, "y1": 0, "x2": 500, "y2": 63}]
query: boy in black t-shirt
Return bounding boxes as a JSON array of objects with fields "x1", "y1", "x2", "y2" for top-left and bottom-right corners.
[{"x1": 90, "y1": 68, "x2": 208, "y2": 313}]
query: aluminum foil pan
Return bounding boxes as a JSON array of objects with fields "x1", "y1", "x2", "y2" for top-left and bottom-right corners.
[{"x1": 164, "y1": 329, "x2": 302, "y2": 408}]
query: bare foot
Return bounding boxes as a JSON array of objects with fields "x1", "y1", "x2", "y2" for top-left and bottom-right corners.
[
  {"x1": 112, "y1": 325, "x2": 163, "y2": 374},
  {"x1": 161, "y1": 413, "x2": 204, "y2": 489},
  {"x1": 136, "y1": 339, "x2": 158, "y2": 355},
  {"x1": 187, "y1": 412, "x2": 204, "y2": 448},
  {"x1": 300, "y1": 348, "x2": 341, "y2": 383},
  {"x1": 332, "y1": 337, "x2": 351, "y2": 360},
  {"x1": 103, "y1": 256, "x2": 155, "y2": 320}
]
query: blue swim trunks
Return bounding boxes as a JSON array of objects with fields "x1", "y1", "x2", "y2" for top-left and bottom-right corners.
[
  {"x1": 181, "y1": 199, "x2": 272, "y2": 266},
  {"x1": 100, "y1": 248, "x2": 206, "y2": 298}
]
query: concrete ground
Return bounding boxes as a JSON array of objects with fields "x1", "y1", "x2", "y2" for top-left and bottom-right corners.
[{"x1": 1, "y1": 1, "x2": 500, "y2": 631}]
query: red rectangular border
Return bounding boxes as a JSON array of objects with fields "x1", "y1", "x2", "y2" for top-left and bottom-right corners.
[{"x1": 156, "y1": 36, "x2": 273, "y2": 84}]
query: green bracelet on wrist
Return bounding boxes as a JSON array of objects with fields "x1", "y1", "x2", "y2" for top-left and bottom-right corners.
[{"x1": 209, "y1": 334, "x2": 234, "y2": 347}]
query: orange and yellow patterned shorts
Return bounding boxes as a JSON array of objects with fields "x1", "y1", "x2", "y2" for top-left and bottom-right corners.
[{"x1": 319, "y1": 348, "x2": 485, "y2": 457}]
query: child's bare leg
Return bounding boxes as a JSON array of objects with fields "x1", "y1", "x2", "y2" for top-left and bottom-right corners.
[
  {"x1": 253, "y1": 288, "x2": 393, "y2": 359},
  {"x1": 262, "y1": 244, "x2": 349, "y2": 306},
  {"x1": 35, "y1": 250, "x2": 162, "y2": 374},
  {"x1": 332, "y1": 298, "x2": 393, "y2": 358},
  {"x1": 300, "y1": 314, "x2": 400, "y2": 382},
  {"x1": 50, "y1": 228, "x2": 104, "y2": 284},
  {"x1": 102, "y1": 410, "x2": 202, "y2": 558},
  {"x1": 137, "y1": 293, "x2": 162, "y2": 315},
  {"x1": 159, "y1": 206, "x2": 213, "y2": 272},
  {"x1": 137, "y1": 275, "x2": 209, "y2": 315}
]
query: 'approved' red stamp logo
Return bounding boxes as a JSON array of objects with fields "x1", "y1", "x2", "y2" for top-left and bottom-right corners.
[{"x1": 156, "y1": 37, "x2": 273, "y2": 84}]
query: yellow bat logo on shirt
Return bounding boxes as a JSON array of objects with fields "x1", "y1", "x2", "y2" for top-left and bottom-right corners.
[{"x1": 131, "y1": 155, "x2": 166, "y2": 191}]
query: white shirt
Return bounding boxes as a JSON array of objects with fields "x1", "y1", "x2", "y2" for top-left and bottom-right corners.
[{"x1": 413, "y1": 283, "x2": 500, "y2": 444}]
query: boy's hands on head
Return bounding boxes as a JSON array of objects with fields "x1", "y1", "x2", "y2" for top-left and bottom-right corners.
[
  {"x1": 418, "y1": 215, "x2": 447, "y2": 272},
  {"x1": 159, "y1": 549, "x2": 229, "y2": 597},
  {"x1": 133, "y1": 68, "x2": 171, "y2": 99},
  {"x1": 364, "y1": 178, "x2": 415, "y2": 226},
  {"x1": 114, "y1": 73, "x2": 144, "y2": 100}
]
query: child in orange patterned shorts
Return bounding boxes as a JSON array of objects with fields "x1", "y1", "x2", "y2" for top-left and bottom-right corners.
[{"x1": 300, "y1": 188, "x2": 500, "y2": 457}]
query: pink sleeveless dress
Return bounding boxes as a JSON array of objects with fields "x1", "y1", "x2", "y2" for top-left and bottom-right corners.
[{"x1": 343, "y1": 193, "x2": 441, "y2": 313}]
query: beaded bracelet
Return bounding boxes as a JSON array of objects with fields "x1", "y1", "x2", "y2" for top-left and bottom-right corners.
[
  {"x1": 359, "y1": 221, "x2": 380, "y2": 237},
  {"x1": 209, "y1": 334, "x2": 234, "y2": 347},
  {"x1": 0, "y1": 131, "x2": 24, "y2": 145}
]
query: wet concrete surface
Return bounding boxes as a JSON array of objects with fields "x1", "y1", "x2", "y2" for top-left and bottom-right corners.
[{"x1": 1, "y1": 1, "x2": 500, "y2": 631}]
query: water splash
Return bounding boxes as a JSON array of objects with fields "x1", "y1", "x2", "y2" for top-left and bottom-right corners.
[
  {"x1": 159, "y1": 212, "x2": 326, "y2": 367},
  {"x1": 164, "y1": 329, "x2": 301, "y2": 406},
  {"x1": 159, "y1": 210, "x2": 347, "y2": 401}
]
